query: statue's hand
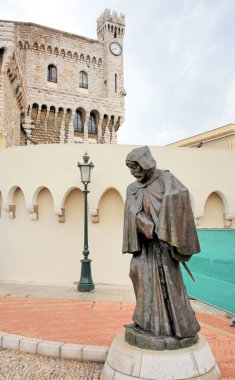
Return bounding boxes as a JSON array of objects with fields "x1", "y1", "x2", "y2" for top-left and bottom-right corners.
[{"x1": 136, "y1": 212, "x2": 155, "y2": 240}]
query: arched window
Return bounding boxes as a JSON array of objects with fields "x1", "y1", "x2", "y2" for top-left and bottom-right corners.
[
  {"x1": 73, "y1": 111, "x2": 83, "y2": 133},
  {"x1": 79, "y1": 71, "x2": 88, "y2": 89},
  {"x1": 47, "y1": 64, "x2": 57, "y2": 83},
  {"x1": 88, "y1": 113, "x2": 96, "y2": 134}
]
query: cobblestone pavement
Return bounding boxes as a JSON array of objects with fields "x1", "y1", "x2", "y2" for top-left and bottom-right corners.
[
  {"x1": 0, "y1": 283, "x2": 234, "y2": 379},
  {"x1": 0, "y1": 349, "x2": 103, "y2": 379}
]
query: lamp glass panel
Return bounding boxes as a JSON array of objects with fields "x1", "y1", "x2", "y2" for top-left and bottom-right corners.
[{"x1": 80, "y1": 165, "x2": 91, "y2": 183}]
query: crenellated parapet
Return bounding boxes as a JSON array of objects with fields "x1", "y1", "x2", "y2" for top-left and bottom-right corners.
[
  {"x1": 17, "y1": 40, "x2": 103, "y2": 69},
  {"x1": 97, "y1": 9, "x2": 125, "y2": 35}
]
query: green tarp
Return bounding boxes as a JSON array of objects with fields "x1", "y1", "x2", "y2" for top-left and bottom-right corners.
[{"x1": 182, "y1": 229, "x2": 235, "y2": 313}]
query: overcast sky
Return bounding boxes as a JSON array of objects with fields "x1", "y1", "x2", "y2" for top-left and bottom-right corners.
[{"x1": 1, "y1": 0, "x2": 235, "y2": 146}]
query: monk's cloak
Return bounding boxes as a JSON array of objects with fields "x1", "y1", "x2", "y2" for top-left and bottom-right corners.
[{"x1": 122, "y1": 169, "x2": 200, "y2": 261}]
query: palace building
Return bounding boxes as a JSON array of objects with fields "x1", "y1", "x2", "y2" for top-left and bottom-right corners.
[
  {"x1": 0, "y1": 9, "x2": 126, "y2": 148},
  {"x1": 167, "y1": 123, "x2": 235, "y2": 150}
]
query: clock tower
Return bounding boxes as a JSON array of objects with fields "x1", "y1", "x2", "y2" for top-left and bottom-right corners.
[{"x1": 97, "y1": 9, "x2": 125, "y2": 132}]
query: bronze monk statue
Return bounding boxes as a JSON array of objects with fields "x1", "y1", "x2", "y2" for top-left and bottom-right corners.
[{"x1": 123, "y1": 146, "x2": 201, "y2": 350}]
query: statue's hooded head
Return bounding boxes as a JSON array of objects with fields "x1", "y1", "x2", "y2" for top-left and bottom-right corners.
[
  {"x1": 126, "y1": 146, "x2": 156, "y2": 170},
  {"x1": 126, "y1": 146, "x2": 156, "y2": 183}
]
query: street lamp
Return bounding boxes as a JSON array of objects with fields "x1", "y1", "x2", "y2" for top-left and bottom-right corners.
[{"x1": 77, "y1": 152, "x2": 95, "y2": 291}]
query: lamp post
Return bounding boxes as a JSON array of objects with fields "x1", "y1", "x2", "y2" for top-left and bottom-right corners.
[{"x1": 77, "y1": 152, "x2": 95, "y2": 291}]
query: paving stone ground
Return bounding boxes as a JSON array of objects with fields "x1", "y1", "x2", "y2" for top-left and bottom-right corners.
[
  {"x1": 0, "y1": 349, "x2": 103, "y2": 379},
  {"x1": 0, "y1": 283, "x2": 234, "y2": 379}
]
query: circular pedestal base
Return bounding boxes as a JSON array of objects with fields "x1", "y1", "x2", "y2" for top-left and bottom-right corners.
[{"x1": 101, "y1": 333, "x2": 221, "y2": 380}]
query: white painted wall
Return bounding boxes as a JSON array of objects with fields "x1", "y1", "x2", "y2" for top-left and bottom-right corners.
[{"x1": 0, "y1": 144, "x2": 235, "y2": 285}]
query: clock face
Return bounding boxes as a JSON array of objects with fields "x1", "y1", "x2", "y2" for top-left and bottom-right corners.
[{"x1": 110, "y1": 42, "x2": 122, "y2": 56}]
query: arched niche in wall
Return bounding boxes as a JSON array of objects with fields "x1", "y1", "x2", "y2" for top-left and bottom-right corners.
[
  {"x1": 92, "y1": 57, "x2": 96, "y2": 68},
  {"x1": 61, "y1": 188, "x2": 84, "y2": 256},
  {"x1": 5, "y1": 186, "x2": 21, "y2": 219},
  {"x1": 28, "y1": 187, "x2": 68, "y2": 283},
  {"x1": 52, "y1": 187, "x2": 86, "y2": 282},
  {"x1": 86, "y1": 55, "x2": 90, "y2": 67},
  {"x1": 47, "y1": 106, "x2": 56, "y2": 127},
  {"x1": 90, "y1": 188, "x2": 127, "y2": 284},
  {"x1": 98, "y1": 188, "x2": 124, "y2": 225},
  {"x1": 200, "y1": 192, "x2": 225, "y2": 228},
  {"x1": 39, "y1": 104, "x2": 47, "y2": 124},
  {"x1": 31, "y1": 103, "x2": 39, "y2": 122},
  {"x1": 63, "y1": 188, "x2": 84, "y2": 225},
  {"x1": 12, "y1": 187, "x2": 27, "y2": 220},
  {"x1": 36, "y1": 187, "x2": 56, "y2": 223},
  {"x1": 57, "y1": 107, "x2": 64, "y2": 128}
]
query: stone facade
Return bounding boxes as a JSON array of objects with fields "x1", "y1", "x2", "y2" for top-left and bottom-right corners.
[
  {"x1": 0, "y1": 22, "x2": 27, "y2": 148},
  {"x1": 0, "y1": 9, "x2": 125, "y2": 147}
]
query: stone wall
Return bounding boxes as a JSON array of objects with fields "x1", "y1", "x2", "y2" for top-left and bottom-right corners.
[
  {"x1": 3, "y1": 74, "x2": 21, "y2": 147},
  {"x1": 0, "y1": 22, "x2": 27, "y2": 148}
]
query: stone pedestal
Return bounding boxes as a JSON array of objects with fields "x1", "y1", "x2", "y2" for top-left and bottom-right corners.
[{"x1": 101, "y1": 333, "x2": 221, "y2": 380}]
